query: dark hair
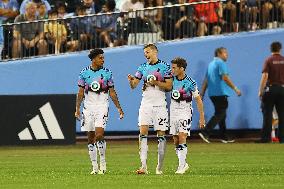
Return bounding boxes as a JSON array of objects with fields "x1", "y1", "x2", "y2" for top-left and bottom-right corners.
[
  {"x1": 75, "y1": 5, "x2": 86, "y2": 14},
  {"x1": 48, "y1": 9, "x2": 58, "y2": 15},
  {"x1": 270, "y1": 41, "x2": 282, "y2": 53},
  {"x1": 214, "y1": 47, "x2": 226, "y2": 57},
  {"x1": 55, "y1": 1, "x2": 67, "y2": 9},
  {"x1": 171, "y1": 57, "x2": 187, "y2": 69},
  {"x1": 144, "y1": 0, "x2": 157, "y2": 8},
  {"x1": 143, "y1": 43, "x2": 158, "y2": 51},
  {"x1": 106, "y1": 0, "x2": 116, "y2": 11},
  {"x1": 88, "y1": 48, "x2": 104, "y2": 60}
]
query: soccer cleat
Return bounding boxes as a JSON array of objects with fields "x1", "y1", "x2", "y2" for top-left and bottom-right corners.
[
  {"x1": 220, "y1": 137, "x2": 235, "y2": 143},
  {"x1": 155, "y1": 167, "x2": 163, "y2": 175},
  {"x1": 136, "y1": 167, "x2": 148, "y2": 174},
  {"x1": 199, "y1": 132, "x2": 210, "y2": 143},
  {"x1": 98, "y1": 170, "x2": 106, "y2": 175},
  {"x1": 99, "y1": 162, "x2": 106, "y2": 174},
  {"x1": 175, "y1": 163, "x2": 189, "y2": 174},
  {"x1": 272, "y1": 137, "x2": 279, "y2": 143},
  {"x1": 90, "y1": 169, "x2": 98, "y2": 175}
]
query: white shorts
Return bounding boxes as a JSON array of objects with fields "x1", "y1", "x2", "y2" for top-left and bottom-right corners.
[
  {"x1": 138, "y1": 105, "x2": 169, "y2": 131},
  {"x1": 81, "y1": 106, "x2": 108, "y2": 132},
  {"x1": 170, "y1": 102, "x2": 192, "y2": 136}
]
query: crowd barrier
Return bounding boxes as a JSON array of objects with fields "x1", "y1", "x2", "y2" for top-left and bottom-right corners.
[{"x1": 0, "y1": 29, "x2": 283, "y2": 134}]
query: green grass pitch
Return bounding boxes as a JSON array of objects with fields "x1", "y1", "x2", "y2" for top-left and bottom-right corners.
[{"x1": 0, "y1": 141, "x2": 284, "y2": 189}]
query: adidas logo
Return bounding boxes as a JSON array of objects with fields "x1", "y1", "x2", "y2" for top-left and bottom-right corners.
[{"x1": 18, "y1": 102, "x2": 65, "y2": 140}]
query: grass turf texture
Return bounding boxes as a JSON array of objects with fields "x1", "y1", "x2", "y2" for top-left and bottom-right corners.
[{"x1": 0, "y1": 141, "x2": 284, "y2": 188}]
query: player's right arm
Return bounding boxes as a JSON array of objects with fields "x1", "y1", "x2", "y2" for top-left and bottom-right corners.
[
  {"x1": 75, "y1": 87, "x2": 84, "y2": 120},
  {"x1": 127, "y1": 74, "x2": 140, "y2": 89}
]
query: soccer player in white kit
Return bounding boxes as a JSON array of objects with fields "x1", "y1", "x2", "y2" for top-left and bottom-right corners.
[
  {"x1": 170, "y1": 57, "x2": 205, "y2": 174},
  {"x1": 75, "y1": 49, "x2": 124, "y2": 175},
  {"x1": 127, "y1": 44, "x2": 172, "y2": 174}
]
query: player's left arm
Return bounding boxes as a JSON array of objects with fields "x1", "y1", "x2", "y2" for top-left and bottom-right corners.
[
  {"x1": 195, "y1": 94, "x2": 205, "y2": 129},
  {"x1": 109, "y1": 87, "x2": 124, "y2": 119},
  {"x1": 192, "y1": 82, "x2": 205, "y2": 128},
  {"x1": 149, "y1": 77, "x2": 173, "y2": 91}
]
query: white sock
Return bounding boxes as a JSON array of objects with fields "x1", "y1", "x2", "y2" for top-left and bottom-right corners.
[
  {"x1": 88, "y1": 143, "x2": 98, "y2": 171},
  {"x1": 139, "y1": 135, "x2": 148, "y2": 169},
  {"x1": 97, "y1": 140, "x2": 106, "y2": 165},
  {"x1": 175, "y1": 146, "x2": 179, "y2": 156},
  {"x1": 178, "y1": 144, "x2": 187, "y2": 168},
  {"x1": 271, "y1": 129, "x2": 276, "y2": 138},
  {"x1": 157, "y1": 135, "x2": 166, "y2": 170}
]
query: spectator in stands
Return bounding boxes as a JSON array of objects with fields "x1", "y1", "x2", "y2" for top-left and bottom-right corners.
[
  {"x1": 261, "y1": 0, "x2": 274, "y2": 29},
  {"x1": 0, "y1": 0, "x2": 19, "y2": 22},
  {"x1": 96, "y1": 0, "x2": 119, "y2": 47},
  {"x1": 144, "y1": 0, "x2": 162, "y2": 23},
  {"x1": 280, "y1": 0, "x2": 284, "y2": 23},
  {"x1": 174, "y1": 0, "x2": 196, "y2": 39},
  {"x1": 223, "y1": 0, "x2": 238, "y2": 32},
  {"x1": 143, "y1": 0, "x2": 163, "y2": 34},
  {"x1": 120, "y1": 0, "x2": 145, "y2": 33},
  {"x1": 44, "y1": 9, "x2": 67, "y2": 54},
  {"x1": 0, "y1": 0, "x2": 19, "y2": 59},
  {"x1": 54, "y1": 1, "x2": 68, "y2": 18},
  {"x1": 245, "y1": 0, "x2": 260, "y2": 30},
  {"x1": 190, "y1": 0, "x2": 223, "y2": 36},
  {"x1": 273, "y1": 0, "x2": 281, "y2": 25},
  {"x1": 67, "y1": 5, "x2": 96, "y2": 51},
  {"x1": 20, "y1": 0, "x2": 50, "y2": 15},
  {"x1": 12, "y1": 1, "x2": 47, "y2": 58},
  {"x1": 37, "y1": 2, "x2": 47, "y2": 19},
  {"x1": 120, "y1": 0, "x2": 144, "y2": 16},
  {"x1": 82, "y1": 0, "x2": 105, "y2": 14}
]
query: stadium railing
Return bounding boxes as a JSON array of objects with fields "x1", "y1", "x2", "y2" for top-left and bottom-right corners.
[{"x1": 1, "y1": 0, "x2": 284, "y2": 61}]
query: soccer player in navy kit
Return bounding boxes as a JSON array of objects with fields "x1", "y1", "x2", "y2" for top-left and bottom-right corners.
[
  {"x1": 170, "y1": 57, "x2": 205, "y2": 174},
  {"x1": 127, "y1": 44, "x2": 172, "y2": 174},
  {"x1": 75, "y1": 49, "x2": 124, "y2": 174}
]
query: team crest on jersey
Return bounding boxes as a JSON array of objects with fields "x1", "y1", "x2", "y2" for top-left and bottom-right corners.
[
  {"x1": 90, "y1": 81, "x2": 100, "y2": 91},
  {"x1": 147, "y1": 74, "x2": 156, "y2": 82},
  {"x1": 172, "y1": 90, "x2": 180, "y2": 100}
]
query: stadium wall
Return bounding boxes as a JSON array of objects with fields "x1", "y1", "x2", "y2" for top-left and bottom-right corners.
[{"x1": 1, "y1": 29, "x2": 284, "y2": 132}]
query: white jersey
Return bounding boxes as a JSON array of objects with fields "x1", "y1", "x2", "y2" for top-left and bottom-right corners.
[
  {"x1": 78, "y1": 66, "x2": 114, "y2": 131},
  {"x1": 78, "y1": 66, "x2": 114, "y2": 110},
  {"x1": 135, "y1": 59, "x2": 172, "y2": 106}
]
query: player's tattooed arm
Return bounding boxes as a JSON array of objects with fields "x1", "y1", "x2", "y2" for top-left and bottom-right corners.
[
  {"x1": 75, "y1": 87, "x2": 84, "y2": 120},
  {"x1": 127, "y1": 74, "x2": 140, "y2": 89},
  {"x1": 109, "y1": 88, "x2": 124, "y2": 119}
]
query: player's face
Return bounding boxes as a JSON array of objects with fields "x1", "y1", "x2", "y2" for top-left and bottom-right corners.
[
  {"x1": 219, "y1": 49, "x2": 228, "y2": 61},
  {"x1": 92, "y1": 54, "x2": 104, "y2": 67},
  {"x1": 144, "y1": 47, "x2": 157, "y2": 63},
  {"x1": 171, "y1": 64, "x2": 183, "y2": 76}
]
